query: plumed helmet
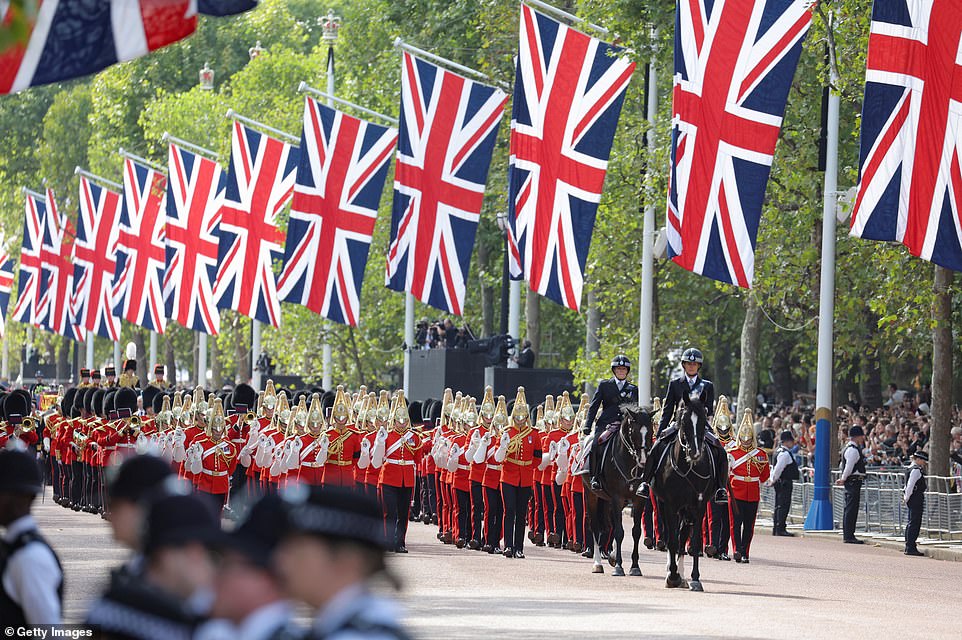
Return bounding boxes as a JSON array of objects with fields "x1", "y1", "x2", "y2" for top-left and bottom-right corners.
[
  {"x1": 682, "y1": 348, "x2": 704, "y2": 364},
  {"x1": 611, "y1": 354, "x2": 631, "y2": 371}
]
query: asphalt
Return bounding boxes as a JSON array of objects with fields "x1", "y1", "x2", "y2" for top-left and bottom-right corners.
[{"x1": 33, "y1": 490, "x2": 961, "y2": 640}]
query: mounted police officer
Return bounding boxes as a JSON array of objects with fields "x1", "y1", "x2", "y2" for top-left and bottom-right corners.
[
  {"x1": 579, "y1": 355, "x2": 639, "y2": 493},
  {"x1": 636, "y1": 348, "x2": 728, "y2": 504}
]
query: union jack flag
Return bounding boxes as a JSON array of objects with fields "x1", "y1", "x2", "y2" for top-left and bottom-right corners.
[
  {"x1": 278, "y1": 98, "x2": 397, "y2": 326},
  {"x1": 0, "y1": 1, "x2": 256, "y2": 94},
  {"x1": 164, "y1": 143, "x2": 224, "y2": 334},
  {"x1": 507, "y1": 6, "x2": 635, "y2": 311},
  {"x1": 37, "y1": 189, "x2": 83, "y2": 341},
  {"x1": 72, "y1": 176, "x2": 122, "y2": 341},
  {"x1": 11, "y1": 191, "x2": 45, "y2": 326},
  {"x1": 0, "y1": 248, "x2": 13, "y2": 340},
  {"x1": 385, "y1": 52, "x2": 508, "y2": 315},
  {"x1": 215, "y1": 121, "x2": 298, "y2": 326},
  {"x1": 667, "y1": 0, "x2": 813, "y2": 288},
  {"x1": 113, "y1": 158, "x2": 168, "y2": 333},
  {"x1": 851, "y1": 0, "x2": 962, "y2": 269}
]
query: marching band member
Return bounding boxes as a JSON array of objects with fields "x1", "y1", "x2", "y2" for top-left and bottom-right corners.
[
  {"x1": 268, "y1": 392, "x2": 294, "y2": 482},
  {"x1": 529, "y1": 404, "x2": 547, "y2": 547},
  {"x1": 449, "y1": 397, "x2": 475, "y2": 548},
  {"x1": 478, "y1": 395, "x2": 506, "y2": 554},
  {"x1": 540, "y1": 395, "x2": 566, "y2": 548},
  {"x1": 373, "y1": 390, "x2": 422, "y2": 553},
  {"x1": 554, "y1": 393, "x2": 581, "y2": 552},
  {"x1": 467, "y1": 387, "x2": 495, "y2": 551},
  {"x1": 189, "y1": 398, "x2": 238, "y2": 512},
  {"x1": 294, "y1": 394, "x2": 329, "y2": 486},
  {"x1": 317, "y1": 386, "x2": 362, "y2": 487},
  {"x1": 357, "y1": 392, "x2": 386, "y2": 499},
  {"x1": 728, "y1": 409, "x2": 769, "y2": 564},
  {"x1": 497, "y1": 388, "x2": 541, "y2": 559},
  {"x1": 433, "y1": 389, "x2": 456, "y2": 544},
  {"x1": 706, "y1": 396, "x2": 734, "y2": 560}
]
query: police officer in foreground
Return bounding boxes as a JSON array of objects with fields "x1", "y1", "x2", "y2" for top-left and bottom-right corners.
[
  {"x1": 0, "y1": 448, "x2": 63, "y2": 625},
  {"x1": 579, "y1": 354, "x2": 638, "y2": 493},
  {"x1": 836, "y1": 425, "x2": 867, "y2": 544},
  {"x1": 104, "y1": 454, "x2": 173, "y2": 566},
  {"x1": 902, "y1": 450, "x2": 928, "y2": 556},
  {"x1": 275, "y1": 485, "x2": 409, "y2": 640},
  {"x1": 637, "y1": 348, "x2": 728, "y2": 503},
  {"x1": 768, "y1": 430, "x2": 800, "y2": 536}
]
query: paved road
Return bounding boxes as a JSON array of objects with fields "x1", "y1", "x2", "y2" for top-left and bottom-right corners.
[{"x1": 36, "y1": 491, "x2": 960, "y2": 639}]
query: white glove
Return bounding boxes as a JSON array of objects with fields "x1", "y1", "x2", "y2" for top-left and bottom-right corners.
[
  {"x1": 269, "y1": 448, "x2": 285, "y2": 477},
  {"x1": 376, "y1": 426, "x2": 388, "y2": 445},
  {"x1": 359, "y1": 438, "x2": 373, "y2": 469},
  {"x1": 538, "y1": 444, "x2": 552, "y2": 470},
  {"x1": 494, "y1": 433, "x2": 510, "y2": 463},
  {"x1": 239, "y1": 447, "x2": 252, "y2": 468},
  {"x1": 447, "y1": 444, "x2": 462, "y2": 472},
  {"x1": 315, "y1": 434, "x2": 330, "y2": 465},
  {"x1": 188, "y1": 445, "x2": 203, "y2": 474},
  {"x1": 466, "y1": 431, "x2": 481, "y2": 459},
  {"x1": 254, "y1": 434, "x2": 271, "y2": 467},
  {"x1": 173, "y1": 428, "x2": 186, "y2": 445},
  {"x1": 472, "y1": 439, "x2": 489, "y2": 464},
  {"x1": 43, "y1": 437, "x2": 51, "y2": 453},
  {"x1": 135, "y1": 434, "x2": 149, "y2": 455},
  {"x1": 245, "y1": 425, "x2": 259, "y2": 449}
]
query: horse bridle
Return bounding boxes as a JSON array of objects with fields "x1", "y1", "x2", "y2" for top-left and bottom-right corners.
[
  {"x1": 614, "y1": 413, "x2": 647, "y2": 484},
  {"x1": 670, "y1": 410, "x2": 712, "y2": 482}
]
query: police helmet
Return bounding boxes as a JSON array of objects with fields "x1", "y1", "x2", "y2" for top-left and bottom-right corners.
[
  {"x1": 610, "y1": 354, "x2": 631, "y2": 372},
  {"x1": 681, "y1": 348, "x2": 703, "y2": 365}
]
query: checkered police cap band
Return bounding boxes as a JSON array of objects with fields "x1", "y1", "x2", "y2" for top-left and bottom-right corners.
[{"x1": 288, "y1": 504, "x2": 387, "y2": 548}]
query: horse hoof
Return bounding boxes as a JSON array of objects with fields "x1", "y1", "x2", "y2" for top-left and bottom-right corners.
[
  {"x1": 629, "y1": 567, "x2": 642, "y2": 577},
  {"x1": 608, "y1": 554, "x2": 618, "y2": 568},
  {"x1": 592, "y1": 564, "x2": 604, "y2": 574},
  {"x1": 612, "y1": 566, "x2": 626, "y2": 577},
  {"x1": 689, "y1": 581, "x2": 704, "y2": 592},
  {"x1": 679, "y1": 579, "x2": 689, "y2": 589},
  {"x1": 656, "y1": 541, "x2": 667, "y2": 552},
  {"x1": 666, "y1": 575, "x2": 682, "y2": 588},
  {"x1": 643, "y1": 537, "x2": 654, "y2": 550}
]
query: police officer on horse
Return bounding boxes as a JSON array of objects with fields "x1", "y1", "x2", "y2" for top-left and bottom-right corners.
[
  {"x1": 579, "y1": 355, "x2": 639, "y2": 493},
  {"x1": 636, "y1": 348, "x2": 728, "y2": 504}
]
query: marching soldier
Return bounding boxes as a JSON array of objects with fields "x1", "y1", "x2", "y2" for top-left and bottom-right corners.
[
  {"x1": 728, "y1": 409, "x2": 769, "y2": 563},
  {"x1": 148, "y1": 363, "x2": 170, "y2": 390},
  {"x1": 706, "y1": 395, "x2": 734, "y2": 560},
  {"x1": 467, "y1": 387, "x2": 495, "y2": 551},
  {"x1": 477, "y1": 394, "x2": 506, "y2": 554},
  {"x1": 768, "y1": 429, "x2": 800, "y2": 537},
  {"x1": 78, "y1": 367, "x2": 92, "y2": 387},
  {"x1": 188, "y1": 399, "x2": 238, "y2": 512},
  {"x1": 104, "y1": 365, "x2": 117, "y2": 388},
  {"x1": 540, "y1": 396, "x2": 566, "y2": 548},
  {"x1": 496, "y1": 388, "x2": 542, "y2": 559},
  {"x1": 293, "y1": 394, "x2": 329, "y2": 486},
  {"x1": 373, "y1": 390, "x2": 422, "y2": 553},
  {"x1": 318, "y1": 386, "x2": 362, "y2": 487},
  {"x1": 119, "y1": 342, "x2": 140, "y2": 388},
  {"x1": 580, "y1": 354, "x2": 639, "y2": 493}
]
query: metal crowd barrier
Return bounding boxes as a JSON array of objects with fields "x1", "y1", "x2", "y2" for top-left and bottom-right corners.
[{"x1": 758, "y1": 467, "x2": 962, "y2": 540}]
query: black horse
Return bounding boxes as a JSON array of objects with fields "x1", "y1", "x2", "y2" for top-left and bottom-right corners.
[
  {"x1": 650, "y1": 397, "x2": 725, "y2": 591},
  {"x1": 585, "y1": 404, "x2": 652, "y2": 577}
]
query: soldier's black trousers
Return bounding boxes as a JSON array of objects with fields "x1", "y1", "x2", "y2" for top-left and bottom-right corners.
[
  {"x1": 572, "y1": 491, "x2": 585, "y2": 545},
  {"x1": 773, "y1": 479, "x2": 793, "y2": 532},
  {"x1": 470, "y1": 481, "x2": 485, "y2": 543},
  {"x1": 484, "y1": 486, "x2": 503, "y2": 547},
  {"x1": 412, "y1": 476, "x2": 422, "y2": 518},
  {"x1": 842, "y1": 477, "x2": 862, "y2": 540},
  {"x1": 71, "y1": 462, "x2": 83, "y2": 506},
  {"x1": 381, "y1": 485, "x2": 412, "y2": 550},
  {"x1": 904, "y1": 500, "x2": 924, "y2": 551},
  {"x1": 549, "y1": 483, "x2": 565, "y2": 541},
  {"x1": 454, "y1": 488, "x2": 471, "y2": 541},
  {"x1": 709, "y1": 501, "x2": 729, "y2": 551},
  {"x1": 423, "y1": 473, "x2": 437, "y2": 518},
  {"x1": 51, "y1": 459, "x2": 61, "y2": 499},
  {"x1": 731, "y1": 498, "x2": 758, "y2": 556},
  {"x1": 501, "y1": 482, "x2": 532, "y2": 552}
]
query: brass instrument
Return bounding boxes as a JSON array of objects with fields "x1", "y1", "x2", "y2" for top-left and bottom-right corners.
[
  {"x1": 73, "y1": 430, "x2": 89, "y2": 448},
  {"x1": 127, "y1": 415, "x2": 143, "y2": 437},
  {"x1": 244, "y1": 410, "x2": 256, "y2": 423},
  {"x1": 19, "y1": 417, "x2": 37, "y2": 433}
]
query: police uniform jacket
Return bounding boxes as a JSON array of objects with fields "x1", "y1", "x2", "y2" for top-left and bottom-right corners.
[
  {"x1": 659, "y1": 376, "x2": 715, "y2": 433},
  {"x1": 585, "y1": 377, "x2": 639, "y2": 432}
]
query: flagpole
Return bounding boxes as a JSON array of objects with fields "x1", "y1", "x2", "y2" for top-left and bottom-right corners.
[
  {"x1": 86, "y1": 329, "x2": 95, "y2": 370},
  {"x1": 638, "y1": 50, "x2": 657, "y2": 407},
  {"x1": 805, "y1": 45, "x2": 840, "y2": 532},
  {"x1": 320, "y1": 18, "x2": 339, "y2": 392},
  {"x1": 198, "y1": 333, "x2": 208, "y2": 388},
  {"x1": 251, "y1": 319, "x2": 262, "y2": 389},
  {"x1": 2, "y1": 332, "x2": 9, "y2": 381},
  {"x1": 74, "y1": 167, "x2": 122, "y2": 191},
  {"x1": 149, "y1": 331, "x2": 158, "y2": 377},
  {"x1": 297, "y1": 84, "x2": 399, "y2": 126},
  {"x1": 403, "y1": 294, "x2": 414, "y2": 394},
  {"x1": 393, "y1": 37, "x2": 493, "y2": 82},
  {"x1": 113, "y1": 341, "x2": 121, "y2": 375},
  {"x1": 508, "y1": 281, "x2": 521, "y2": 368}
]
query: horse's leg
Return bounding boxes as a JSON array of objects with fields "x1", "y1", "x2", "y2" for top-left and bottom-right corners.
[
  {"x1": 690, "y1": 509, "x2": 705, "y2": 592},
  {"x1": 663, "y1": 507, "x2": 682, "y2": 588},
  {"x1": 676, "y1": 517, "x2": 690, "y2": 589},
  {"x1": 629, "y1": 499, "x2": 643, "y2": 576},
  {"x1": 611, "y1": 500, "x2": 625, "y2": 576},
  {"x1": 586, "y1": 493, "x2": 604, "y2": 574}
]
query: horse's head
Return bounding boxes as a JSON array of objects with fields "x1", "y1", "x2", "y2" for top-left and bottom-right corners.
[
  {"x1": 619, "y1": 403, "x2": 651, "y2": 457},
  {"x1": 679, "y1": 396, "x2": 708, "y2": 461}
]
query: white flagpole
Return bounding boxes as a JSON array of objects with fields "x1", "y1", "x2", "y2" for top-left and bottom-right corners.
[
  {"x1": 86, "y1": 329, "x2": 95, "y2": 370},
  {"x1": 2, "y1": 332, "x2": 8, "y2": 381},
  {"x1": 198, "y1": 333, "x2": 208, "y2": 388},
  {"x1": 508, "y1": 281, "x2": 521, "y2": 368},
  {"x1": 149, "y1": 331, "x2": 158, "y2": 375},
  {"x1": 113, "y1": 341, "x2": 121, "y2": 374},
  {"x1": 251, "y1": 320, "x2": 262, "y2": 389},
  {"x1": 638, "y1": 52, "x2": 657, "y2": 407},
  {"x1": 321, "y1": 32, "x2": 337, "y2": 392},
  {"x1": 403, "y1": 294, "x2": 414, "y2": 394}
]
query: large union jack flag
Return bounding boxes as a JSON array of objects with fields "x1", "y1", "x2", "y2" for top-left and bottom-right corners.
[
  {"x1": 112, "y1": 158, "x2": 168, "y2": 333},
  {"x1": 215, "y1": 121, "x2": 298, "y2": 327},
  {"x1": 11, "y1": 191, "x2": 45, "y2": 326},
  {"x1": 667, "y1": 0, "x2": 813, "y2": 288},
  {"x1": 851, "y1": 0, "x2": 962, "y2": 269},
  {"x1": 164, "y1": 143, "x2": 224, "y2": 334},
  {"x1": 278, "y1": 98, "x2": 397, "y2": 326},
  {"x1": 385, "y1": 52, "x2": 508, "y2": 315},
  {"x1": 0, "y1": 247, "x2": 14, "y2": 340},
  {"x1": 37, "y1": 189, "x2": 83, "y2": 341},
  {"x1": 72, "y1": 176, "x2": 122, "y2": 341},
  {"x1": 507, "y1": 6, "x2": 635, "y2": 311}
]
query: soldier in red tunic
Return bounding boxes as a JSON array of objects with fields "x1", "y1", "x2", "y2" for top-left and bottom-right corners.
[
  {"x1": 727, "y1": 409, "x2": 769, "y2": 564},
  {"x1": 496, "y1": 388, "x2": 542, "y2": 559},
  {"x1": 188, "y1": 398, "x2": 238, "y2": 511},
  {"x1": 540, "y1": 395, "x2": 567, "y2": 549},
  {"x1": 318, "y1": 386, "x2": 361, "y2": 487},
  {"x1": 356, "y1": 392, "x2": 384, "y2": 499},
  {"x1": 477, "y1": 393, "x2": 506, "y2": 554},
  {"x1": 431, "y1": 389, "x2": 456, "y2": 544},
  {"x1": 467, "y1": 386, "x2": 495, "y2": 550},
  {"x1": 373, "y1": 390, "x2": 422, "y2": 553},
  {"x1": 292, "y1": 395, "x2": 326, "y2": 486}
]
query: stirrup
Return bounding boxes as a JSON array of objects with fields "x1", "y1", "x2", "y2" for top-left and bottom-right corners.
[
  {"x1": 713, "y1": 488, "x2": 728, "y2": 504},
  {"x1": 635, "y1": 483, "x2": 650, "y2": 499},
  {"x1": 589, "y1": 478, "x2": 602, "y2": 491}
]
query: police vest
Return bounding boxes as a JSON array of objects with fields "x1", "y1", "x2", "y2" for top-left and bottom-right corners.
[
  {"x1": 0, "y1": 530, "x2": 64, "y2": 626},
  {"x1": 904, "y1": 464, "x2": 927, "y2": 508},
  {"x1": 775, "y1": 446, "x2": 800, "y2": 481},
  {"x1": 840, "y1": 443, "x2": 866, "y2": 476}
]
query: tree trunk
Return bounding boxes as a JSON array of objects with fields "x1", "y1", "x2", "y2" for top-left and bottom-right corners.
[
  {"x1": 56, "y1": 338, "x2": 69, "y2": 382},
  {"x1": 771, "y1": 332, "x2": 794, "y2": 405},
  {"x1": 930, "y1": 265, "x2": 953, "y2": 477},
  {"x1": 525, "y1": 291, "x2": 541, "y2": 355},
  {"x1": 859, "y1": 308, "x2": 883, "y2": 410},
  {"x1": 585, "y1": 289, "x2": 600, "y2": 396},
  {"x1": 165, "y1": 334, "x2": 176, "y2": 387},
  {"x1": 134, "y1": 330, "x2": 148, "y2": 386},
  {"x1": 737, "y1": 294, "x2": 762, "y2": 419}
]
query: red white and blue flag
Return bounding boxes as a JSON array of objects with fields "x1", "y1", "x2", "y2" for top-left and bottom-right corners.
[
  {"x1": 37, "y1": 189, "x2": 82, "y2": 341},
  {"x1": 666, "y1": 0, "x2": 813, "y2": 288},
  {"x1": 385, "y1": 52, "x2": 508, "y2": 315},
  {"x1": 11, "y1": 191, "x2": 45, "y2": 326},
  {"x1": 0, "y1": 1, "x2": 257, "y2": 94},
  {"x1": 215, "y1": 121, "x2": 298, "y2": 327},
  {"x1": 112, "y1": 158, "x2": 168, "y2": 333},
  {"x1": 278, "y1": 98, "x2": 397, "y2": 326},
  {"x1": 72, "y1": 176, "x2": 122, "y2": 341},
  {"x1": 164, "y1": 143, "x2": 224, "y2": 334},
  {"x1": 0, "y1": 248, "x2": 14, "y2": 340},
  {"x1": 850, "y1": 0, "x2": 962, "y2": 269},
  {"x1": 506, "y1": 6, "x2": 635, "y2": 311}
]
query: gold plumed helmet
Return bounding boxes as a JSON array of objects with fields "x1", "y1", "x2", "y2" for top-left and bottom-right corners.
[
  {"x1": 574, "y1": 394, "x2": 589, "y2": 432},
  {"x1": 209, "y1": 398, "x2": 226, "y2": 438},
  {"x1": 158, "y1": 394, "x2": 172, "y2": 429},
  {"x1": 480, "y1": 386, "x2": 496, "y2": 422},
  {"x1": 332, "y1": 385, "x2": 351, "y2": 425},
  {"x1": 535, "y1": 404, "x2": 545, "y2": 432},
  {"x1": 276, "y1": 391, "x2": 291, "y2": 432},
  {"x1": 171, "y1": 391, "x2": 183, "y2": 420},
  {"x1": 192, "y1": 386, "x2": 207, "y2": 416},
  {"x1": 307, "y1": 393, "x2": 325, "y2": 431},
  {"x1": 651, "y1": 397, "x2": 664, "y2": 435},
  {"x1": 462, "y1": 397, "x2": 478, "y2": 428},
  {"x1": 493, "y1": 395, "x2": 509, "y2": 432},
  {"x1": 712, "y1": 395, "x2": 733, "y2": 441},
  {"x1": 559, "y1": 392, "x2": 575, "y2": 425},
  {"x1": 392, "y1": 390, "x2": 410, "y2": 431},
  {"x1": 354, "y1": 385, "x2": 368, "y2": 416},
  {"x1": 737, "y1": 408, "x2": 756, "y2": 450},
  {"x1": 543, "y1": 394, "x2": 557, "y2": 429},
  {"x1": 262, "y1": 380, "x2": 278, "y2": 412},
  {"x1": 511, "y1": 387, "x2": 529, "y2": 424},
  {"x1": 440, "y1": 388, "x2": 454, "y2": 427},
  {"x1": 376, "y1": 390, "x2": 391, "y2": 423},
  {"x1": 295, "y1": 395, "x2": 309, "y2": 429},
  {"x1": 180, "y1": 395, "x2": 193, "y2": 426},
  {"x1": 451, "y1": 391, "x2": 464, "y2": 424}
]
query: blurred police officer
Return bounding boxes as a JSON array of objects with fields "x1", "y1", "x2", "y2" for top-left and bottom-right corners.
[
  {"x1": 903, "y1": 450, "x2": 928, "y2": 557},
  {"x1": 104, "y1": 454, "x2": 173, "y2": 574},
  {"x1": 0, "y1": 448, "x2": 63, "y2": 624},
  {"x1": 836, "y1": 425, "x2": 867, "y2": 544},
  {"x1": 276, "y1": 485, "x2": 409, "y2": 640},
  {"x1": 769, "y1": 430, "x2": 800, "y2": 536}
]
